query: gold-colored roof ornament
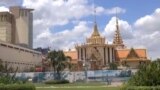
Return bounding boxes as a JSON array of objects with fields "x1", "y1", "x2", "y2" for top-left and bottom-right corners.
[{"x1": 91, "y1": 22, "x2": 100, "y2": 38}]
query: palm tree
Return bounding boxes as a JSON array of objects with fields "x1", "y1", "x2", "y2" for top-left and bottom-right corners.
[{"x1": 47, "y1": 50, "x2": 71, "y2": 80}]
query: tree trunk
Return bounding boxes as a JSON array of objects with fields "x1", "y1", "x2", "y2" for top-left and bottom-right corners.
[
  {"x1": 57, "y1": 70, "x2": 61, "y2": 80},
  {"x1": 53, "y1": 66, "x2": 56, "y2": 80}
]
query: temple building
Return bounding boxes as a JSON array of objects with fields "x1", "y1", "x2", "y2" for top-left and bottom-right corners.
[
  {"x1": 64, "y1": 17, "x2": 150, "y2": 70},
  {"x1": 75, "y1": 21, "x2": 116, "y2": 70}
]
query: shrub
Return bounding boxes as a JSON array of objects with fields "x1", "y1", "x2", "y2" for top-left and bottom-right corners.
[
  {"x1": 0, "y1": 84, "x2": 35, "y2": 90},
  {"x1": 121, "y1": 86, "x2": 160, "y2": 90},
  {"x1": 45, "y1": 79, "x2": 69, "y2": 84},
  {"x1": 0, "y1": 59, "x2": 21, "y2": 84},
  {"x1": 128, "y1": 59, "x2": 160, "y2": 86}
]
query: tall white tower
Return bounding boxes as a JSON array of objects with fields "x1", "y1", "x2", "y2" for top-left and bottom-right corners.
[
  {"x1": 9, "y1": 6, "x2": 33, "y2": 48},
  {"x1": 0, "y1": 12, "x2": 14, "y2": 43}
]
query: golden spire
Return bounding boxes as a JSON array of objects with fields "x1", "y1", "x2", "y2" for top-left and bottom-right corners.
[
  {"x1": 86, "y1": 1, "x2": 105, "y2": 45},
  {"x1": 91, "y1": 22, "x2": 100, "y2": 37},
  {"x1": 113, "y1": 9, "x2": 124, "y2": 47},
  {"x1": 91, "y1": 1, "x2": 100, "y2": 38}
]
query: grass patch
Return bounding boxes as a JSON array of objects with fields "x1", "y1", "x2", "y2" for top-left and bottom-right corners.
[
  {"x1": 36, "y1": 82, "x2": 105, "y2": 86},
  {"x1": 35, "y1": 82, "x2": 120, "y2": 90},
  {"x1": 36, "y1": 86, "x2": 119, "y2": 90}
]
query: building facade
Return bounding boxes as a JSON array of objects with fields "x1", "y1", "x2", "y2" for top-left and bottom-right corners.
[
  {"x1": 0, "y1": 41, "x2": 42, "y2": 72},
  {"x1": 0, "y1": 6, "x2": 42, "y2": 72},
  {"x1": 9, "y1": 6, "x2": 33, "y2": 48},
  {"x1": 0, "y1": 6, "x2": 33, "y2": 49},
  {"x1": 0, "y1": 12, "x2": 14, "y2": 43}
]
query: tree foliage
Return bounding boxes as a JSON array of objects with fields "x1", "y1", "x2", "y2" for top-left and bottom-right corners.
[
  {"x1": 47, "y1": 50, "x2": 71, "y2": 80},
  {"x1": 0, "y1": 59, "x2": 20, "y2": 84},
  {"x1": 128, "y1": 58, "x2": 160, "y2": 86},
  {"x1": 109, "y1": 63, "x2": 118, "y2": 70}
]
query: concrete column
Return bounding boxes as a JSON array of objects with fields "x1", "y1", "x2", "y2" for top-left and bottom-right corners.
[
  {"x1": 83, "y1": 48, "x2": 85, "y2": 60},
  {"x1": 110, "y1": 47, "x2": 113, "y2": 63},
  {"x1": 112, "y1": 48, "x2": 115, "y2": 62},
  {"x1": 77, "y1": 48, "x2": 79, "y2": 60},
  {"x1": 105, "y1": 47, "x2": 108, "y2": 64},
  {"x1": 79, "y1": 48, "x2": 81, "y2": 61},
  {"x1": 103, "y1": 47, "x2": 106, "y2": 66},
  {"x1": 84, "y1": 48, "x2": 87, "y2": 60}
]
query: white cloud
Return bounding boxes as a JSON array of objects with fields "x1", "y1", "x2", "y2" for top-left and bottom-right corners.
[
  {"x1": 105, "y1": 7, "x2": 126, "y2": 15},
  {"x1": 34, "y1": 21, "x2": 91, "y2": 50},
  {"x1": 0, "y1": 6, "x2": 9, "y2": 12},
  {"x1": 21, "y1": 0, "x2": 126, "y2": 49},
  {"x1": 95, "y1": 7, "x2": 126, "y2": 15},
  {"x1": 23, "y1": 0, "x2": 93, "y2": 47},
  {"x1": 132, "y1": 8, "x2": 160, "y2": 59},
  {"x1": 134, "y1": 8, "x2": 160, "y2": 34}
]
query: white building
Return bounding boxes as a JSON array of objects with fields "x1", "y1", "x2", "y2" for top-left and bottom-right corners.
[
  {"x1": 0, "y1": 12, "x2": 14, "y2": 43},
  {"x1": 0, "y1": 41, "x2": 42, "y2": 72},
  {"x1": 10, "y1": 6, "x2": 33, "y2": 48}
]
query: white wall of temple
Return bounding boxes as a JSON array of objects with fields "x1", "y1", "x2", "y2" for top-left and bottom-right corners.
[{"x1": 0, "y1": 42, "x2": 42, "y2": 72}]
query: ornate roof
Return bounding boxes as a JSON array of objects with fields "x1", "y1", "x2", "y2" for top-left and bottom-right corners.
[
  {"x1": 116, "y1": 48, "x2": 147, "y2": 60},
  {"x1": 127, "y1": 48, "x2": 139, "y2": 59}
]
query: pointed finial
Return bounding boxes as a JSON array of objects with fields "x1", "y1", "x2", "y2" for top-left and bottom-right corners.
[
  {"x1": 93, "y1": 0, "x2": 96, "y2": 24},
  {"x1": 116, "y1": 7, "x2": 119, "y2": 31},
  {"x1": 90, "y1": 0, "x2": 100, "y2": 38},
  {"x1": 116, "y1": 7, "x2": 118, "y2": 18}
]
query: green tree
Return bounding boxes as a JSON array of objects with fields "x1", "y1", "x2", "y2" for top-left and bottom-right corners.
[
  {"x1": 109, "y1": 63, "x2": 118, "y2": 70},
  {"x1": 47, "y1": 50, "x2": 71, "y2": 80},
  {"x1": 128, "y1": 58, "x2": 160, "y2": 86},
  {"x1": 0, "y1": 59, "x2": 19, "y2": 84}
]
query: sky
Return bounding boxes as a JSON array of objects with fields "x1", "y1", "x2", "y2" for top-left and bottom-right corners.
[{"x1": 0, "y1": 0, "x2": 160, "y2": 59}]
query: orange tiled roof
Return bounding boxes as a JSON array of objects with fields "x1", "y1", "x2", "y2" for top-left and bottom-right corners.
[
  {"x1": 116, "y1": 49, "x2": 147, "y2": 59},
  {"x1": 64, "y1": 51, "x2": 78, "y2": 64}
]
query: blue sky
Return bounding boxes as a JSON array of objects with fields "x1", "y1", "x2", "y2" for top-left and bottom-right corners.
[
  {"x1": 53, "y1": 0, "x2": 160, "y2": 33},
  {"x1": 0, "y1": 0, "x2": 160, "y2": 59}
]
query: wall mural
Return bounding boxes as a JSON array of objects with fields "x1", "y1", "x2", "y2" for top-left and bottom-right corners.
[{"x1": 15, "y1": 70, "x2": 134, "y2": 83}]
